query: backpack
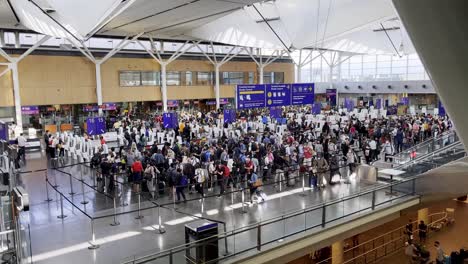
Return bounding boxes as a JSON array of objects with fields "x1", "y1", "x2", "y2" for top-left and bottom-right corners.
[{"x1": 180, "y1": 175, "x2": 188, "y2": 186}]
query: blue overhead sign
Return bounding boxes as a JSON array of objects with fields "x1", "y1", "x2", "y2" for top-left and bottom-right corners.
[
  {"x1": 266, "y1": 84, "x2": 291, "y2": 107},
  {"x1": 223, "y1": 109, "x2": 236, "y2": 124},
  {"x1": 236, "y1": 84, "x2": 266, "y2": 109},
  {"x1": 292, "y1": 83, "x2": 314, "y2": 105},
  {"x1": 163, "y1": 112, "x2": 178, "y2": 129},
  {"x1": 86, "y1": 117, "x2": 106, "y2": 136},
  {"x1": 236, "y1": 83, "x2": 315, "y2": 110}
]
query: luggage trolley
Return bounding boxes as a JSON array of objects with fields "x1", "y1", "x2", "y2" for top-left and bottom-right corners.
[{"x1": 185, "y1": 220, "x2": 219, "y2": 263}]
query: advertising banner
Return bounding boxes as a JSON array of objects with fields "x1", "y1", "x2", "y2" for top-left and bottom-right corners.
[
  {"x1": 21, "y1": 106, "x2": 39, "y2": 115},
  {"x1": 236, "y1": 84, "x2": 266, "y2": 109},
  {"x1": 102, "y1": 103, "x2": 117, "y2": 111},
  {"x1": 312, "y1": 103, "x2": 322, "y2": 114},
  {"x1": 292, "y1": 83, "x2": 315, "y2": 105},
  {"x1": 326, "y1": 89, "x2": 337, "y2": 106},
  {"x1": 167, "y1": 100, "x2": 179, "y2": 108},
  {"x1": 266, "y1": 84, "x2": 291, "y2": 107},
  {"x1": 223, "y1": 109, "x2": 236, "y2": 124},
  {"x1": 400, "y1": 97, "x2": 409, "y2": 105},
  {"x1": 345, "y1": 98, "x2": 354, "y2": 112},
  {"x1": 83, "y1": 105, "x2": 99, "y2": 112}
]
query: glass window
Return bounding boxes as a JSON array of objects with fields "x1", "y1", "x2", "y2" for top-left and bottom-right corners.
[
  {"x1": 197, "y1": 72, "x2": 213, "y2": 85},
  {"x1": 222, "y1": 72, "x2": 244, "y2": 84},
  {"x1": 273, "y1": 72, "x2": 284, "y2": 83},
  {"x1": 248, "y1": 72, "x2": 254, "y2": 84},
  {"x1": 263, "y1": 72, "x2": 273, "y2": 84},
  {"x1": 141, "y1": 71, "x2": 160, "y2": 86},
  {"x1": 166, "y1": 71, "x2": 180, "y2": 86},
  {"x1": 185, "y1": 71, "x2": 193, "y2": 85},
  {"x1": 119, "y1": 71, "x2": 141, "y2": 86}
]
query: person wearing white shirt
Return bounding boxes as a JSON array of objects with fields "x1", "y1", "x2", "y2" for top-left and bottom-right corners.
[
  {"x1": 17, "y1": 133, "x2": 27, "y2": 162},
  {"x1": 369, "y1": 138, "x2": 377, "y2": 161}
]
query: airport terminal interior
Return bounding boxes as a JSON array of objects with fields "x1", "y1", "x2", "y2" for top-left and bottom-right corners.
[{"x1": 0, "y1": 0, "x2": 467, "y2": 264}]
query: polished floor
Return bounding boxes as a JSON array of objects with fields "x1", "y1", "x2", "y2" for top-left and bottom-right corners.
[{"x1": 13, "y1": 149, "x2": 422, "y2": 264}]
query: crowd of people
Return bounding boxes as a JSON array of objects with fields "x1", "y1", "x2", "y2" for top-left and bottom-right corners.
[{"x1": 80, "y1": 106, "x2": 451, "y2": 204}]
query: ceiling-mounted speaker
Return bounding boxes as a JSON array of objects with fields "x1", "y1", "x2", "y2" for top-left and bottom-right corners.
[
  {"x1": 404, "y1": 85, "x2": 409, "y2": 89},
  {"x1": 372, "y1": 85, "x2": 377, "y2": 89},
  {"x1": 358, "y1": 85, "x2": 362, "y2": 89},
  {"x1": 388, "y1": 85, "x2": 392, "y2": 89},
  {"x1": 344, "y1": 85, "x2": 349, "y2": 89},
  {"x1": 422, "y1": 84, "x2": 427, "y2": 88}
]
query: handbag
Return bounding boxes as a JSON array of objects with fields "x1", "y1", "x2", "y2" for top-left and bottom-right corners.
[{"x1": 253, "y1": 178, "x2": 262, "y2": 187}]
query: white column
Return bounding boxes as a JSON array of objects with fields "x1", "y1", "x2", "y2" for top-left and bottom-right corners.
[
  {"x1": 258, "y1": 65, "x2": 264, "y2": 84},
  {"x1": 329, "y1": 65, "x2": 334, "y2": 89},
  {"x1": 11, "y1": 63, "x2": 22, "y2": 131},
  {"x1": 14, "y1": 32, "x2": 20, "y2": 49},
  {"x1": 215, "y1": 64, "x2": 220, "y2": 109},
  {"x1": 95, "y1": 62, "x2": 103, "y2": 116},
  {"x1": 161, "y1": 63, "x2": 168, "y2": 112},
  {"x1": 296, "y1": 64, "x2": 302, "y2": 83}
]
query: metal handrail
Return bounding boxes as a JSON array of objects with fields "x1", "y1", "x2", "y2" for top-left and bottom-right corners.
[
  {"x1": 315, "y1": 211, "x2": 448, "y2": 264},
  {"x1": 342, "y1": 211, "x2": 448, "y2": 264},
  {"x1": 121, "y1": 175, "x2": 421, "y2": 264},
  {"x1": 393, "y1": 140, "x2": 463, "y2": 170}
]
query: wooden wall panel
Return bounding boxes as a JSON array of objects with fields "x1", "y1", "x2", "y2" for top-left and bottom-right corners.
[
  {"x1": 0, "y1": 66, "x2": 14, "y2": 107},
  {"x1": 11, "y1": 55, "x2": 294, "y2": 105},
  {"x1": 18, "y1": 55, "x2": 96, "y2": 105}
]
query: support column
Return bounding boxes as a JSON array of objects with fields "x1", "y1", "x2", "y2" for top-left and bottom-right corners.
[
  {"x1": 161, "y1": 63, "x2": 168, "y2": 112},
  {"x1": 95, "y1": 63, "x2": 103, "y2": 116},
  {"x1": 332, "y1": 240, "x2": 344, "y2": 264},
  {"x1": 417, "y1": 208, "x2": 429, "y2": 225},
  {"x1": 258, "y1": 65, "x2": 264, "y2": 84},
  {"x1": 11, "y1": 63, "x2": 22, "y2": 131},
  {"x1": 296, "y1": 64, "x2": 302, "y2": 83},
  {"x1": 215, "y1": 64, "x2": 220, "y2": 109},
  {"x1": 0, "y1": 30, "x2": 4, "y2": 48},
  {"x1": 14, "y1": 32, "x2": 20, "y2": 49}
]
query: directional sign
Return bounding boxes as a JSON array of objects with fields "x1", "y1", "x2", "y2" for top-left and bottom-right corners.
[
  {"x1": 265, "y1": 84, "x2": 291, "y2": 107},
  {"x1": 292, "y1": 83, "x2": 314, "y2": 105},
  {"x1": 236, "y1": 84, "x2": 266, "y2": 109}
]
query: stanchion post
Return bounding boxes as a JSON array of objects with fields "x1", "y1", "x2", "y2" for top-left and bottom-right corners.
[
  {"x1": 241, "y1": 188, "x2": 247, "y2": 214},
  {"x1": 135, "y1": 192, "x2": 144, "y2": 220},
  {"x1": 156, "y1": 205, "x2": 166, "y2": 234},
  {"x1": 57, "y1": 194, "x2": 67, "y2": 219},
  {"x1": 92, "y1": 169, "x2": 97, "y2": 187},
  {"x1": 110, "y1": 196, "x2": 120, "y2": 226},
  {"x1": 52, "y1": 168, "x2": 59, "y2": 188},
  {"x1": 299, "y1": 172, "x2": 306, "y2": 196},
  {"x1": 69, "y1": 173, "x2": 75, "y2": 195},
  {"x1": 80, "y1": 178, "x2": 89, "y2": 205},
  {"x1": 45, "y1": 172, "x2": 53, "y2": 202},
  {"x1": 88, "y1": 219, "x2": 100, "y2": 249},
  {"x1": 173, "y1": 187, "x2": 176, "y2": 209}
]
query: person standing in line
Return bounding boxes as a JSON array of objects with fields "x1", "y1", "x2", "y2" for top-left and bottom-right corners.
[
  {"x1": 434, "y1": 241, "x2": 445, "y2": 264},
  {"x1": 418, "y1": 220, "x2": 427, "y2": 243},
  {"x1": 175, "y1": 168, "x2": 187, "y2": 203}
]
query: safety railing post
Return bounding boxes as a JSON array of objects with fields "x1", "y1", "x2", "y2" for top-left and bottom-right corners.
[
  {"x1": 321, "y1": 205, "x2": 326, "y2": 227},
  {"x1": 135, "y1": 192, "x2": 144, "y2": 220},
  {"x1": 156, "y1": 205, "x2": 166, "y2": 234},
  {"x1": 68, "y1": 173, "x2": 75, "y2": 195},
  {"x1": 279, "y1": 176, "x2": 282, "y2": 192},
  {"x1": 223, "y1": 223, "x2": 229, "y2": 256},
  {"x1": 44, "y1": 172, "x2": 53, "y2": 202},
  {"x1": 257, "y1": 224, "x2": 261, "y2": 251},
  {"x1": 372, "y1": 190, "x2": 376, "y2": 210},
  {"x1": 173, "y1": 187, "x2": 176, "y2": 209},
  {"x1": 110, "y1": 196, "x2": 120, "y2": 226},
  {"x1": 57, "y1": 194, "x2": 67, "y2": 219},
  {"x1": 52, "y1": 169, "x2": 59, "y2": 188},
  {"x1": 88, "y1": 219, "x2": 100, "y2": 249}
]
